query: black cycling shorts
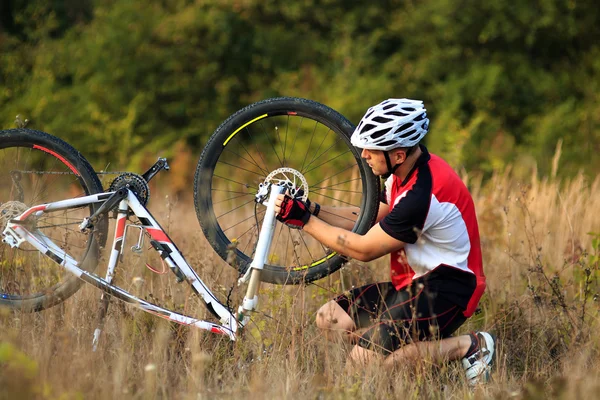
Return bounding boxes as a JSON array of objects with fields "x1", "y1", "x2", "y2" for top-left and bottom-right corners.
[{"x1": 334, "y1": 279, "x2": 467, "y2": 354}]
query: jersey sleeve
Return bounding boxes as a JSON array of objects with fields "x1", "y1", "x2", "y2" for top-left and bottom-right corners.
[{"x1": 379, "y1": 168, "x2": 432, "y2": 244}]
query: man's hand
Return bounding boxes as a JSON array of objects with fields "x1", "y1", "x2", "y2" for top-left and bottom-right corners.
[
  {"x1": 275, "y1": 194, "x2": 311, "y2": 229},
  {"x1": 295, "y1": 189, "x2": 320, "y2": 217}
]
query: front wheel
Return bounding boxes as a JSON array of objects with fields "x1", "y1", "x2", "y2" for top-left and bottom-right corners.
[{"x1": 194, "y1": 97, "x2": 379, "y2": 284}]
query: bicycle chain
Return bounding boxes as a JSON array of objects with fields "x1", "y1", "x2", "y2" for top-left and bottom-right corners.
[{"x1": 11, "y1": 170, "x2": 132, "y2": 176}]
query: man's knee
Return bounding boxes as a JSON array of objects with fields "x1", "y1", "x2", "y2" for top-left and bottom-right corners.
[{"x1": 316, "y1": 300, "x2": 354, "y2": 331}]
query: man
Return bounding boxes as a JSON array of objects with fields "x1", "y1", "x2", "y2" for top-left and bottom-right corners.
[{"x1": 274, "y1": 98, "x2": 495, "y2": 385}]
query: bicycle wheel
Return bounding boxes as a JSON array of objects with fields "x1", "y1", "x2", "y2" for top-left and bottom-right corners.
[
  {"x1": 0, "y1": 128, "x2": 107, "y2": 311},
  {"x1": 194, "y1": 97, "x2": 379, "y2": 284}
]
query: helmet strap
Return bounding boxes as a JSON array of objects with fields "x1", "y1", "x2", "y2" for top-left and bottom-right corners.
[{"x1": 382, "y1": 151, "x2": 402, "y2": 179}]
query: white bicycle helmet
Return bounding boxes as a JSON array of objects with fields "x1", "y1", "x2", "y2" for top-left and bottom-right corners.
[{"x1": 351, "y1": 98, "x2": 429, "y2": 151}]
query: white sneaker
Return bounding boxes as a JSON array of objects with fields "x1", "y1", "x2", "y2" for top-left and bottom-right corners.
[{"x1": 461, "y1": 332, "x2": 496, "y2": 386}]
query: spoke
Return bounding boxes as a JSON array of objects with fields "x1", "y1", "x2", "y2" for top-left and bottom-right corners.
[
  {"x1": 310, "y1": 191, "x2": 361, "y2": 208},
  {"x1": 241, "y1": 206, "x2": 266, "y2": 257},
  {"x1": 236, "y1": 126, "x2": 271, "y2": 177},
  {"x1": 37, "y1": 221, "x2": 84, "y2": 229},
  {"x1": 272, "y1": 222, "x2": 286, "y2": 266},
  {"x1": 216, "y1": 198, "x2": 256, "y2": 220},
  {"x1": 223, "y1": 146, "x2": 269, "y2": 176},
  {"x1": 42, "y1": 236, "x2": 88, "y2": 251},
  {"x1": 303, "y1": 135, "x2": 349, "y2": 172},
  {"x1": 297, "y1": 232, "x2": 317, "y2": 266},
  {"x1": 38, "y1": 213, "x2": 88, "y2": 222},
  {"x1": 211, "y1": 188, "x2": 255, "y2": 196},
  {"x1": 213, "y1": 174, "x2": 258, "y2": 191},
  {"x1": 316, "y1": 241, "x2": 336, "y2": 269},
  {"x1": 33, "y1": 153, "x2": 63, "y2": 204},
  {"x1": 304, "y1": 129, "x2": 331, "y2": 172},
  {"x1": 288, "y1": 229, "x2": 303, "y2": 268},
  {"x1": 257, "y1": 120, "x2": 284, "y2": 168},
  {"x1": 287, "y1": 116, "x2": 304, "y2": 168},
  {"x1": 301, "y1": 120, "x2": 319, "y2": 172},
  {"x1": 234, "y1": 218, "x2": 261, "y2": 247},
  {"x1": 278, "y1": 115, "x2": 288, "y2": 166},
  {"x1": 311, "y1": 187, "x2": 364, "y2": 195},
  {"x1": 316, "y1": 208, "x2": 358, "y2": 224},
  {"x1": 312, "y1": 175, "x2": 362, "y2": 189},
  {"x1": 213, "y1": 192, "x2": 254, "y2": 205},
  {"x1": 221, "y1": 208, "x2": 266, "y2": 234},
  {"x1": 216, "y1": 159, "x2": 266, "y2": 179},
  {"x1": 304, "y1": 149, "x2": 352, "y2": 175}
]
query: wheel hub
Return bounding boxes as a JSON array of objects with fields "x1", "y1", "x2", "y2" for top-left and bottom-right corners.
[
  {"x1": 0, "y1": 201, "x2": 28, "y2": 229},
  {"x1": 260, "y1": 167, "x2": 309, "y2": 201}
]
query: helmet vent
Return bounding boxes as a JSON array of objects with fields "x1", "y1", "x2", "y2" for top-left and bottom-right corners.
[
  {"x1": 385, "y1": 111, "x2": 409, "y2": 117},
  {"x1": 414, "y1": 113, "x2": 426, "y2": 121},
  {"x1": 402, "y1": 107, "x2": 416, "y2": 112},
  {"x1": 371, "y1": 127, "x2": 393, "y2": 139},
  {"x1": 360, "y1": 123, "x2": 377, "y2": 133},
  {"x1": 379, "y1": 140, "x2": 397, "y2": 147},
  {"x1": 383, "y1": 104, "x2": 396, "y2": 110},
  {"x1": 372, "y1": 116, "x2": 392, "y2": 123},
  {"x1": 399, "y1": 129, "x2": 417, "y2": 138},
  {"x1": 397, "y1": 123, "x2": 413, "y2": 132}
]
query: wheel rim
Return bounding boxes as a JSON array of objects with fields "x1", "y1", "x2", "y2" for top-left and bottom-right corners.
[
  {"x1": 0, "y1": 139, "x2": 95, "y2": 301},
  {"x1": 203, "y1": 109, "x2": 369, "y2": 275}
]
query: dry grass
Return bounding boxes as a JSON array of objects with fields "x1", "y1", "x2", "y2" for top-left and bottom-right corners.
[{"x1": 1, "y1": 168, "x2": 600, "y2": 400}]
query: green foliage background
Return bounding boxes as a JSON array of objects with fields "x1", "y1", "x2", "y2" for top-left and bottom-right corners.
[{"x1": 1, "y1": 0, "x2": 598, "y2": 177}]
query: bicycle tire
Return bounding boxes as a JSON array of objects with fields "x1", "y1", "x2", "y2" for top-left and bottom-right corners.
[
  {"x1": 0, "y1": 128, "x2": 107, "y2": 311},
  {"x1": 194, "y1": 97, "x2": 379, "y2": 284}
]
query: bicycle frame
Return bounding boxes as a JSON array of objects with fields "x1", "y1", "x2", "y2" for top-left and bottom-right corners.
[{"x1": 2, "y1": 184, "x2": 285, "y2": 344}]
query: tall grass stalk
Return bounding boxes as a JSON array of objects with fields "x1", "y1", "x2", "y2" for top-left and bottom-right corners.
[{"x1": 1, "y1": 167, "x2": 600, "y2": 399}]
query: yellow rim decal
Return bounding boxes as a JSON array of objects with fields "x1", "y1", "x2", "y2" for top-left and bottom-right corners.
[
  {"x1": 223, "y1": 114, "x2": 268, "y2": 146},
  {"x1": 292, "y1": 252, "x2": 337, "y2": 271}
]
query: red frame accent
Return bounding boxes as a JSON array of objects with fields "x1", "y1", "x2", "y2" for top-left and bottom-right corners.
[
  {"x1": 17, "y1": 205, "x2": 47, "y2": 221},
  {"x1": 33, "y1": 145, "x2": 80, "y2": 176},
  {"x1": 147, "y1": 227, "x2": 171, "y2": 243},
  {"x1": 115, "y1": 216, "x2": 127, "y2": 239}
]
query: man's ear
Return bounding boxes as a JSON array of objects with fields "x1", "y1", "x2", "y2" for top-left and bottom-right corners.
[{"x1": 392, "y1": 148, "x2": 406, "y2": 164}]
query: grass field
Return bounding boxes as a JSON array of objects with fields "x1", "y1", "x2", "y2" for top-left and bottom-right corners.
[{"x1": 1, "y1": 168, "x2": 599, "y2": 399}]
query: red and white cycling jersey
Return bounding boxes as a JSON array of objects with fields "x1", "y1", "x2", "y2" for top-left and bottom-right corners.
[{"x1": 379, "y1": 145, "x2": 485, "y2": 317}]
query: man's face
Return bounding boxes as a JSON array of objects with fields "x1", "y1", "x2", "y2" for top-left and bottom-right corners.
[{"x1": 360, "y1": 148, "x2": 387, "y2": 176}]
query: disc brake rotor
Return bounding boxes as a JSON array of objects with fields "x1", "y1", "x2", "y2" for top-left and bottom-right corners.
[{"x1": 263, "y1": 167, "x2": 309, "y2": 201}]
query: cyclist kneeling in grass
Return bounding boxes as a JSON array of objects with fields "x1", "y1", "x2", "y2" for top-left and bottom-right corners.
[{"x1": 274, "y1": 99, "x2": 495, "y2": 385}]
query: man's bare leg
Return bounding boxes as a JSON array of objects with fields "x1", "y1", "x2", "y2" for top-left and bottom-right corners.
[
  {"x1": 315, "y1": 300, "x2": 356, "y2": 342},
  {"x1": 343, "y1": 335, "x2": 471, "y2": 371},
  {"x1": 382, "y1": 335, "x2": 472, "y2": 369}
]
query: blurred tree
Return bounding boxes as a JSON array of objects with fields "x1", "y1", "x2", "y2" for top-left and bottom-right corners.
[{"x1": 0, "y1": 0, "x2": 598, "y2": 178}]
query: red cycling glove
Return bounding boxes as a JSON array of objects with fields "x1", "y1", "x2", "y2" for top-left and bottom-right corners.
[{"x1": 276, "y1": 196, "x2": 311, "y2": 229}]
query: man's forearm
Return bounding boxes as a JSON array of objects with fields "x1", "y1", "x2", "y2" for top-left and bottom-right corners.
[
  {"x1": 309, "y1": 204, "x2": 358, "y2": 230},
  {"x1": 303, "y1": 215, "x2": 372, "y2": 261}
]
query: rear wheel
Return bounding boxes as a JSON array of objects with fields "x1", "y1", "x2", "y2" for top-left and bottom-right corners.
[
  {"x1": 194, "y1": 97, "x2": 379, "y2": 284},
  {"x1": 0, "y1": 128, "x2": 107, "y2": 311}
]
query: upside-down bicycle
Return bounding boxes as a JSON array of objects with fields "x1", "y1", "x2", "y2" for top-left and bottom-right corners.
[{"x1": 0, "y1": 97, "x2": 380, "y2": 347}]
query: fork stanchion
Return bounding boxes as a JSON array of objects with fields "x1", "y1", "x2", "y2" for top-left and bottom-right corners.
[{"x1": 237, "y1": 184, "x2": 285, "y2": 325}]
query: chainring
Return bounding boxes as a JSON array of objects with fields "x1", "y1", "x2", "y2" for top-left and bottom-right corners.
[{"x1": 107, "y1": 172, "x2": 150, "y2": 206}]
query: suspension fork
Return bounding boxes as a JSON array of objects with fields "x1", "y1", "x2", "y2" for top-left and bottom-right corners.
[{"x1": 237, "y1": 184, "x2": 285, "y2": 326}]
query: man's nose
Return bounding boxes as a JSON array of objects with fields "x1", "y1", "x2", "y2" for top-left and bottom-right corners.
[{"x1": 361, "y1": 148, "x2": 368, "y2": 159}]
